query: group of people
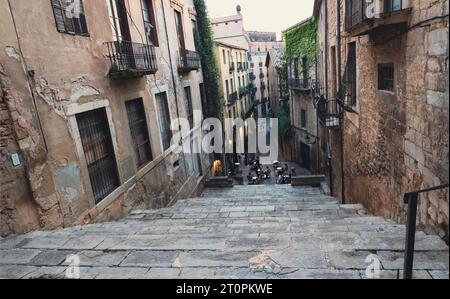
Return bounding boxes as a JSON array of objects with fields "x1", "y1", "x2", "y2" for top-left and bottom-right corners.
[
  {"x1": 275, "y1": 163, "x2": 297, "y2": 184},
  {"x1": 246, "y1": 157, "x2": 272, "y2": 185},
  {"x1": 244, "y1": 157, "x2": 297, "y2": 185}
]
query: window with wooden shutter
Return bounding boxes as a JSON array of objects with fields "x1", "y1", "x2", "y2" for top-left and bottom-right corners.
[{"x1": 51, "y1": 0, "x2": 89, "y2": 36}]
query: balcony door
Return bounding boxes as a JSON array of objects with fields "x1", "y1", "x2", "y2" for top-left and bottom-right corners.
[
  {"x1": 110, "y1": 0, "x2": 131, "y2": 42},
  {"x1": 175, "y1": 9, "x2": 187, "y2": 66},
  {"x1": 109, "y1": 0, "x2": 135, "y2": 70}
]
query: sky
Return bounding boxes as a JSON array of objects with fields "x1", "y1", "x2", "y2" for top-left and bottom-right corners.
[{"x1": 204, "y1": 0, "x2": 315, "y2": 40}]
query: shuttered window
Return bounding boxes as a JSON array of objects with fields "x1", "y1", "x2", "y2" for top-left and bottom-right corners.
[{"x1": 51, "y1": 0, "x2": 89, "y2": 36}]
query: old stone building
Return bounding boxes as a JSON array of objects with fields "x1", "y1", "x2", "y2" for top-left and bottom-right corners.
[
  {"x1": 211, "y1": 6, "x2": 285, "y2": 118},
  {"x1": 283, "y1": 17, "x2": 326, "y2": 174},
  {"x1": 0, "y1": 0, "x2": 212, "y2": 237},
  {"x1": 265, "y1": 48, "x2": 286, "y2": 115},
  {"x1": 215, "y1": 41, "x2": 252, "y2": 120},
  {"x1": 314, "y1": 0, "x2": 449, "y2": 240}
]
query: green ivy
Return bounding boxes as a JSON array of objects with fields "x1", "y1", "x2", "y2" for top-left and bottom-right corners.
[
  {"x1": 277, "y1": 100, "x2": 292, "y2": 138},
  {"x1": 194, "y1": 0, "x2": 223, "y2": 120},
  {"x1": 283, "y1": 18, "x2": 318, "y2": 72}
]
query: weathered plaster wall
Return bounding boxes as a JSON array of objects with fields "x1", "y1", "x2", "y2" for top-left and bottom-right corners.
[{"x1": 1, "y1": 0, "x2": 210, "y2": 236}]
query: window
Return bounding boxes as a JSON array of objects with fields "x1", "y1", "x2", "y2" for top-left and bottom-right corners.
[
  {"x1": 223, "y1": 49, "x2": 227, "y2": 64},
  {"x1": 109, "y1": 0, "x2": 131, "y2": 41},
  {"x1": 140, "y1": 0, "x2": 158, "y2": 46},
  {"x1": 378, "y1": 63, "x2": 394, "y2": 92},
  {"x1": 126, "y1": 99, "x2": 153, "y2": 168},
  {"x1": 385, "y1": 0, "x2": 402, "y2": 13},
  {"x1": 175, "y1": 10, "x2": 185, "y2": 50},
  {"x1": 345, "y1": 42, "x2": 357, "y2": 105},
  {"x1": 155, "y1": 92, "x2": 173, "y2": 150},
  {"x1": 293, "y1": 57, "x2": 299, "y2": 78},
  {"x1": 330, "y1": 46, "x2": 337, "y2": 99},
  {"x1": 301, "y1": 56, "x2": 308, "y2": 82},
  {"x1": 225, "y1": 80, "x2": 230, "y2": 96},
  {"x1": 301, "y1": 109, "x2": 307, "y2": 128},
  {"x1": 76, "y1": 108, "x2": 119, "y2": 203},
  {"x1": 51, "y1": 0, "x2": 89, "y2": 35},
  {"x1": 184, "y1": 87, "x2": 194, "y2": 128},
  {"x1": 191, "y1": 19, "x2": 197, "y2": 44}
]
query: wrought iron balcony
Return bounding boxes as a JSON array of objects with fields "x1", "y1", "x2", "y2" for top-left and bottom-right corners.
[
  {"x1": 345, "y1": 0, "x2": 411, "y2": 36},
  {"x1": 178, "y1": 49, "x2": 201, "y2": 73},
  {"x1": 259, "y1": 73, "x2": 265, "y2": 79},
  {"x1": 238, "y1": 87, "x2": 247, "y2": 98},
  {"x1": 229, "y1": 62, "x2": 235, "y2": 73},
  {"x1": 237, "y1": 62, "x2": 244, "y2": 72},
  {"x1": 106, "y1": 41, "x2": 158, "y2": 79},
  {"x1": 289, "y1": 78, "x2": 310, "y2": 91},
  {"x1": 227, "y1": 91, "x2": 238, "y2": 106},
  {"x1": 317, "y1": 96, "x2": 340, "y2": 128},
  {"x1": 249, "y1": 73, "x2": 256, "y2": 81}
]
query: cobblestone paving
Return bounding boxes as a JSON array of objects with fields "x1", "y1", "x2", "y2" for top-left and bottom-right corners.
[{"x1": 0, "y1": 185, "x2": 448, "y2": 279}]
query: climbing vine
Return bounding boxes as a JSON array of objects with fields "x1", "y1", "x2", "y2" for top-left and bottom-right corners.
[
  {"x1": 283, "y1": 18, "x2": 318, "y2": 71},
  {"x1": 193, "y1": 0, "x2": 223, "y2": 120}
]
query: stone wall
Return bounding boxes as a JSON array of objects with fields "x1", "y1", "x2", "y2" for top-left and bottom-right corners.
[{"x1": 323, "y1": 0, "x2": 449, "y2": 240}]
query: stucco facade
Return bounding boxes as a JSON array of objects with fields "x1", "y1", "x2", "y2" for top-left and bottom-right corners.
[
  {"x1": 314, "y1": 0, "x2": 449, "y2": 240},
  {"x1": 1, "y1": 0, "x2": 211, "y2": 237},
  {"x1": 215, "y1": 41, "x2": 252, "y2": 119}
]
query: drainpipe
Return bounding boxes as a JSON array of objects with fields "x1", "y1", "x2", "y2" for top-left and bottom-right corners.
[
  {"x1": 314, "y1": 27, "x2": 320, "y2": 175},
  {"x1": 336, "y1": 0, "x2": 345, "y2": 204},
  {"x1": 161, "y1": 0, "x2": 188, "y2": 177},
  {"x1": 324, "y1": 0, "x2": 333, "y2": 195}
]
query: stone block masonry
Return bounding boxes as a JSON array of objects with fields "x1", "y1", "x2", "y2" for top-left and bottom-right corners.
[{"x1": 321, "y1": 0, "x2": 449, "y2": 241}]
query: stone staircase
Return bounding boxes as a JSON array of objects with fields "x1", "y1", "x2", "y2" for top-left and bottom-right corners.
[{"x1": 0, "y1": 185, "x2": 448, "y2": 279}]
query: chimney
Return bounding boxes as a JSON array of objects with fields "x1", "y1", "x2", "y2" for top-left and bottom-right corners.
[{"x1": 236, "y1": 5, "x2": 242, "y2": 15}]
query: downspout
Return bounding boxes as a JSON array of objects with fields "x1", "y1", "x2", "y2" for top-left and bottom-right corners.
[
  {"x1": 324, "y1": 0, "x2": 333, "y2": 195},
  {"x1": 336, "y1": 0, "x2": 345, "y2": 204},
  {"x1": 314, "y1": 25, "x2": 320, "y2": 175},
  {"x1": 7, "y1": 0, "x2": 48, "y2": 153},
  {"x1": 161, "y1": 0, "x2": 188, "y2": 177}
]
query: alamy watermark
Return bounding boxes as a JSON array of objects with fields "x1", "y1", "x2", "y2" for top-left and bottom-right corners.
[
  {"x1": 65, "y1": 254, "x2": 80, "y2": 279},
  {"x1": 169, "y1": 110, "x2": 279, "y2": 163},
  {"x1": 365, "y1": 254, "x2": 381, "y2": 279}
]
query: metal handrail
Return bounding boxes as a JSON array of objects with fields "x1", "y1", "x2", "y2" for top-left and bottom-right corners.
[{"x1": 403, "y1": 183, "x2": 449, "y2": 279}]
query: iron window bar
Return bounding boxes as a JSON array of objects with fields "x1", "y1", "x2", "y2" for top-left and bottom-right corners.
[{"x1": 403, "y1": 183, "x2": 449, "y2": 279}]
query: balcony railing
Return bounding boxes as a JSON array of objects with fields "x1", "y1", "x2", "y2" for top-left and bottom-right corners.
[
  {"x1": 227, "y1": 92, "x2": 238, "y2": 106},
  {"x1": 345, "y1": 0, "x2": 410, "y2": 36},
  {"x1": 260, "y1": 82, "x2": 266, "y2": 91},
  {"x1": 229, "y1": 62, "x2": 235, "y2": 73},
  {"x1": 106, "y1": 41, "x2": 158, "y2": 79},
  {"x1": 178, "y1": 49, "x2": 201, "y2": 73},
  {"x1": 289, "y1": 78, "x2": 310, "y2": 91},
  {"x1": 259, "y1": 73, "x2": 265, "y2": 79},
  {"x1": 317, "y1": 96, "x2": 341, "y2": 128},
  {"x1": 238, "y1": 87, "x2": 247, "y2": 98},
  {"x1": 237, "y1": 62, "x2": 244, "y2": 72},
  {"x1": 249, "y1": 73, "x2": 256, "y2": 81}
]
